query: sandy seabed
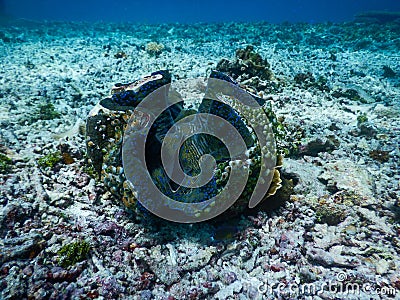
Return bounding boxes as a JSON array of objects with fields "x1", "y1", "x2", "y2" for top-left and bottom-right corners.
[{"x1": 1, "y1": 20, "x2": 400, "y2": 299}]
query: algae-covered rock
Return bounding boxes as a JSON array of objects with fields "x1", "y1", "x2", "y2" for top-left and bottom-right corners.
[
  {"x1": 22, "y1": 102, "x2": 61, "y2": 124},
  {"x1": 382, "y1": 65, "x2": 396, "y2": 78},
  {"x1": 216, "y1": 45, "x2": 277, "y2": 92},
  {"x1": 369, "y1": 149, "x2": 390, "y2": 163},
  {"x1": 37, "y1": 151, "x2": 63, "y2": 169},
  {"x1": 37, "y1": 102, "x2": 61, "y2": 120},
  {"x1": 315, "y1": 201, "x2": 347, "y2": 225},
  {"x1": 331, "y1": 86, "x2": 374, "y2": 104},
  {"x1": 318, "y1": 159, "x2": 377, "y2": 206},
  {"x1": 0, "y1": 233, "x2": 45, "y2": 265},
  {"x1": 298, "y1": 136, "x2": 339, "y2": 157},
  {"x1": 0, "y1": 153, "x2": 12, "y2": 174},
  {"x1": 58, "y1": 240, "x2": 91, "y2": 268},
  {"x1": 294, "y1": 72, "x2": 329, "y2": 91}
]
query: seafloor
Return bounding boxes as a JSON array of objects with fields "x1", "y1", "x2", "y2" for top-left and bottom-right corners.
[{"x1": 0, "y1": 20, "x2": 400, "y2": 299}]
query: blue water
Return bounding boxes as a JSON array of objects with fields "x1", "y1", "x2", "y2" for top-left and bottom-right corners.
[{"x1": 2, "y1": 0, "x2": 400, "y2": 23}]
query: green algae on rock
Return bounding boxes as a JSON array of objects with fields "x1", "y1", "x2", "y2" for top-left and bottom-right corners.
[
  {"x1": 356, "y1": 112, "x2": 368, "y2": 127},
  {"x1": 315, "y1": 201, "x2": 347, "y2": 226},
  {"x1": 37, "y1": 151, "x2": 63, "y2": 169},
  {"x1": 37, "y1": 102, "x2": 61, "y2": 120},
  {"x1": 58, "y1": 240, "x2": 91, "y2": 268},
  {"x1": 0, "y1": 153, "x2": 12, "y2": 174},
  {"x1": 22, "y1": 102, "x2": 61, "y2": 124}
]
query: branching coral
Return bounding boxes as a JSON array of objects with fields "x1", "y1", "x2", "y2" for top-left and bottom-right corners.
[{"x1": 145, "y1": 42, "x2": 165, "y2": 57}]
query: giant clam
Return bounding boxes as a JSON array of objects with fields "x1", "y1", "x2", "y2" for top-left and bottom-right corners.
[{"x1": 86, "y1": 70, "x2": 283, "y2": 222}]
